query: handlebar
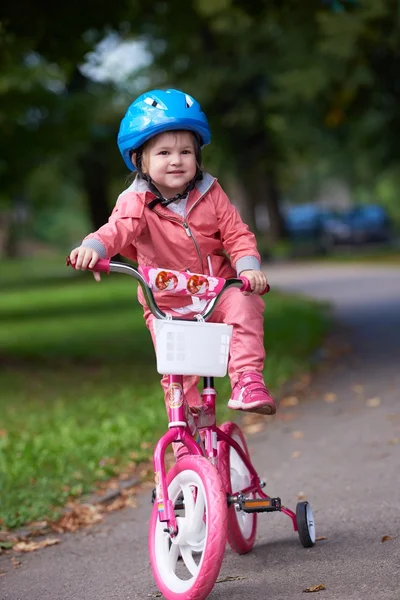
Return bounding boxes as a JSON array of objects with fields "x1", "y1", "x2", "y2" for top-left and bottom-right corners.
[{"x1": 66, "y1": 257, "x2": 269, "y2": 322}]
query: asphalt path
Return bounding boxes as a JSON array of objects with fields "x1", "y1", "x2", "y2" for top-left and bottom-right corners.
[{"x1": 1, "y1": 262, "x2": 399, "y2": 600}]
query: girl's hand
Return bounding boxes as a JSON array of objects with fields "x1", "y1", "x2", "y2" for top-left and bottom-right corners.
[
  {"x1": 69, "y1": 247, "x2": 101, "y2": 282},
  {"x1": 240, "y1": 269, "x2": 268, "y2": 295}
]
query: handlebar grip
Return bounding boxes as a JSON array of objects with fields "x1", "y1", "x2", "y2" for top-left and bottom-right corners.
[
  {"x1": 66, "y1": 256, "x2": 111, "y2": 274},
  {"x1": 239, "y1": 276, "x2": 270, "y2": 295}
]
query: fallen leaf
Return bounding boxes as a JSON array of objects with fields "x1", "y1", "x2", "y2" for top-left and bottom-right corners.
[
  {"x1": 0, "y1": 429, "x2": 7, "y2": 438},
  {"x1": 11, "y1": 557, "x2": 21, "y2": 567},
  {"x1": 297, "y1": 491, "x2": 306, "y2": 501},
  {"x1": 316, "y1": 536, "x2": 327, "y2": 542},
  {"x1": 292, "y1": 431, "x2": 304, "y2": 439},
  {"x1": 275, "y1": 412, "x2": 298, "y2": 423},
  {"x1": 292, "y1": 451, "x2": 302, "y2": 459},
  {"x1": 126, "y1": 497, "x2": 137, "y2": 508},
  {"x1": 323, "y1": 393, "x2": 337, "y2": 403},
  {"x1": 352, "y1": 385, "x2": 363, "y2": 394},
  {"x1": 51, "y1": 504, "x2": 103, "y2": 533},
  {"x1": 366, "y1": 397, "x2": 381, "y2": 408},
  {"x1": 303, "y1": 584, "x2": 326, "y2": 593},
  {"x1": 243, "y1": 423, "x2": 264, "y2": 435},
  {"x1": 280, "y1": 396, "x2": 299, "y2": 407},
  {"x1": 387, "y1": 414, "x2": 400, "y2": 423},
  {"x1": 216, "y1": 575, "x2": 247, "y2": 583},
  {"x1": 104, "y1": 497, "x2": 128, "y2": 512},
  {"x1": 147, "y1": 593, "x2": 162, "y2": 598},
  {"x1": 14, "y1": 538, "x2": 60, "y2": 553},
  {"x1": 381, "y1": 535, "x2": 393, "y2": 543},
  {"x1": 241, "y1": 413, "x2": 263, "y2": 425},
  {"x1": 388, "y1": 438, "x2": 400, "y2": 445}
]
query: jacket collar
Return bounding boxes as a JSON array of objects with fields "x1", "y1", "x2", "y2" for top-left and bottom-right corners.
[{"x1": 127, "y1": 173, "x2": 216, "y2": 212}]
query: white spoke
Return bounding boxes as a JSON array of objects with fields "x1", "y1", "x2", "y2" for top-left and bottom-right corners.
[
  {"x1": 167, "y1": 540, "x2": 180, "y2": 572},
  {"x1": 190, "y1": 491, "x2": 205, "y2": 536},
  {"x1": 180, "y1": 545, "x2": 199, "y2": 577}
]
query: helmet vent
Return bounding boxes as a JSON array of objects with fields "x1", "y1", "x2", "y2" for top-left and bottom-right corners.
[
  {"x1": 144, "y1": 96, "x2": 167, "y2": 109},
  {"x1": 185, "y1": 94, "x2": 194, "y2": 108}
]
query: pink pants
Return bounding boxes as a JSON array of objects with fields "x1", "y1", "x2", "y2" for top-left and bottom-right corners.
[{"x1": 144, "y1": 288, "x2": 266, "y2": 408}]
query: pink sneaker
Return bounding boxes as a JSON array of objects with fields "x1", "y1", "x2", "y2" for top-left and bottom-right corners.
[{"x1": 228, "y1": 372, "x2": 276, "y2": 415}]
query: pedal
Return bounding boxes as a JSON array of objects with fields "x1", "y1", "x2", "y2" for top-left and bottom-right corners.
[{"x1": 230, "y1": 495, "x2": 281, "y2": 513}]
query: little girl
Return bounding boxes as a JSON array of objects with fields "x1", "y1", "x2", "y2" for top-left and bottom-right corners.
[{"x1": 70, "y1": 88, "x2": 276, "y2": 416}]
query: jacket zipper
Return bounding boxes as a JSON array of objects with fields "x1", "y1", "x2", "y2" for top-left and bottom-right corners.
[
  {"x1": 182, "y1": 221, "x2": 204, "y2": 272},
  {"x1": 150, "y1": 183, "x2": 214, "y2": 274},
  {"x1": 152, "y1": 209, "x2": 204, "y2": 272}
]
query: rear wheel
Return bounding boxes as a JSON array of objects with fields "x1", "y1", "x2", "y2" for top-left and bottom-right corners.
[
  {"x1": 218, "y1": 422, "x2": 257, "y2": 554},
  {"x1": 148, "y1": 455, "x2": 227, "y2": 600}
]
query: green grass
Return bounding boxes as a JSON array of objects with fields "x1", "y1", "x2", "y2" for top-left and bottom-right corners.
[{"x1": 0, "y1": 257, "x2": 331, "y2": 529}]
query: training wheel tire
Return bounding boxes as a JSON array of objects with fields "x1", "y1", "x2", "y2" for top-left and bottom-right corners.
[{"x1": 296, "y1": 501, "x2": 316, "y2": 548}]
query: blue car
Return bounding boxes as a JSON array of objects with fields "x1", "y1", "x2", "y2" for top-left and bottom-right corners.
[
  {"x1": 284, "y1": 203, "x2": 392, "y2": 252},
  {"x1": 342, "y1": 205, "x2": 392, "y2": 244}
]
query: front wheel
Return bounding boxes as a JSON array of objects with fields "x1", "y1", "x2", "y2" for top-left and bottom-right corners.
[
  {"x1": 296, "y1": 501, "x2": 316, "y2": 548},
  {"x1": 148, "y1": 455, "x2": 227, "y2": 600},
  {"x1": 218, "y1": 422, "x2": 258, "y2": 554}
]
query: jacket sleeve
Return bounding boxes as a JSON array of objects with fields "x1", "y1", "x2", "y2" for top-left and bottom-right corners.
[
  {"x1": 83, "y1": 193, "x2": 145, "y2": 258},
  {"x1": 212, "y1": 183, "x2": 261, "y2": 269}
]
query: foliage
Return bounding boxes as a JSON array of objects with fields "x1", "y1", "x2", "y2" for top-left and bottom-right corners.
[{"x1": 1, "y1": 1, "x2": 400, "y2": 247}]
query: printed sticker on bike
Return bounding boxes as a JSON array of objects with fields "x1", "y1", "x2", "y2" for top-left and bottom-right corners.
[
  {"x1": 154, "y1": 471, "x2": 162, "y2": 503},
  {"x1": 139, "y1": 266, "x2": 225, "y2": 299},
  {"x1": 168, "y1": 382, "x2": 183, "y2": 409}
]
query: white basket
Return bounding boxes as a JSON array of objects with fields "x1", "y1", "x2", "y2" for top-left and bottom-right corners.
[{"x1": 153, "y1": 319, "x2": 233, "y2": 377}]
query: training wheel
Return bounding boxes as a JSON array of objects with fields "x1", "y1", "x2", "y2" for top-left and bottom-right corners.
[{"x1": 296, "y1": 501, "x2": 316, "y2": 548}]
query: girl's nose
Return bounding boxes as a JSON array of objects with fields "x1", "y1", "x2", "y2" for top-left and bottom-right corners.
[{"x1": 170, "y1": 153, "x2": 182, "y2": 165}]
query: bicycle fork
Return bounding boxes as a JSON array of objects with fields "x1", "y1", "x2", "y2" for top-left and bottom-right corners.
[{"x1": 152, "y1": 375, "x2": 207, "y2": 534}]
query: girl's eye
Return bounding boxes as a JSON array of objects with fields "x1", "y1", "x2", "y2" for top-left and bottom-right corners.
[
  {"x1": 158, "y1": 150, "x2": 169, "y2": 155},
  {"x1": 182, "y1": 150, "x2": 192, "y2": 154}
]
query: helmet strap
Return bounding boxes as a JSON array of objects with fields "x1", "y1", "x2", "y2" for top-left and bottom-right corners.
[{"x1": 147, "y1": 169, "x2": 203, "y2": 210}]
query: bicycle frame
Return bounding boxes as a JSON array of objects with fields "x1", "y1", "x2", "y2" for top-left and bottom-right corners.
[
  {"x1": 66, "y1": 257, "x2": 297, "y2": 533},
  {"x1": 153, "y1": 373, "x2": 297, "y2": 534}
]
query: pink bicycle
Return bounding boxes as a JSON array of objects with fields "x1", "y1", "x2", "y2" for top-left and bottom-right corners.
[{"x1": 67, "y1": 257, "x2": 316, "y2": 600}]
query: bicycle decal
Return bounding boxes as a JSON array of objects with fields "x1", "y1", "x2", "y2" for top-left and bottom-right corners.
[
  {"x1": 139, "y1": 265, "x2": 225, "y2": 299},
  {"x1": 167, "y1": 382, "x2": 184, "y2": 408}
]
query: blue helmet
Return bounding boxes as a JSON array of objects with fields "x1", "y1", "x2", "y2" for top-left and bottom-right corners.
[{"x1": 117, "y1": 89, "x2": 211, "y2": 171}]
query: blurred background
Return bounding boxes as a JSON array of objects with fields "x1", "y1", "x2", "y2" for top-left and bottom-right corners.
[
  {"x1": 1, "y1": 0, "x2": 400, "y2": 260},
  {"x1": 1, "y1": 0, "x2": 400, "y2": 530}
]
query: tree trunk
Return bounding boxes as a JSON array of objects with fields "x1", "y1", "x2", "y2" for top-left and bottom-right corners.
[
  {"x1": 78, "y1": 150, "x2": 126, "y2": 262},
  {"x1": 223, "y1": 174, "x2": 257, "y2": 232},
  {"x1": 264, "y1": 172, "x2": 287, "y2": 242},
  {"x1": 248, "y1": 167, "x2": 287, "y2": 243},
  {"x1": 79, "y1": 152, "x2": 111, "y2": 231}
]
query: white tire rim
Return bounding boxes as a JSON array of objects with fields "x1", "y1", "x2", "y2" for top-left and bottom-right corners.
[
  {"x1": 153, "y1": 469, "x2": 208, "y2": 594},
  {"x1": 306, "y1": 503, "x2": 316, "y2": 543}
]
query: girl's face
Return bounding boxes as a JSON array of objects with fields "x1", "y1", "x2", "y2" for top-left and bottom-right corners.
[{"x1": 137, "y1": 131, "x2": 197, "y2": 198}]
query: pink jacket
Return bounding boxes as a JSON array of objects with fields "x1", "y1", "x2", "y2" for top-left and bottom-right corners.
[{"x1": 83, "y1": 173, "x2": 261, "y2": 308}]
